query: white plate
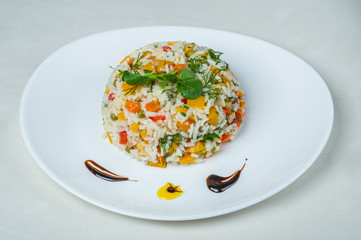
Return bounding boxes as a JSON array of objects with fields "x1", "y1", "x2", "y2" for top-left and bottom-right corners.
[{"x1": 20, "y1": 26, "x2": 333, "y2": 221}]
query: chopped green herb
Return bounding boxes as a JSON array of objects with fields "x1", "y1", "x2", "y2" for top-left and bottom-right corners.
[
  {"x1": 203, "y1": 133, "x2": 220, "y2": 141},
  {"x1": 132, "y1": 51, "x2": 150, "y2": 69},
  {"x1": 181, "y1": 112, "x2": 186, "y2": 117},
  {"x1": 208, "y1": 49, "x2": 223, "y2": 62},
  {"x1": 188, "y1": 57, "x2": 207, "y2": 73}
]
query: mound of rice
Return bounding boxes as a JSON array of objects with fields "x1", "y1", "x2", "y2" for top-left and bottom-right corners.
[{"x1": 102, "y1": 41, "x2": 245, "y2": 167}]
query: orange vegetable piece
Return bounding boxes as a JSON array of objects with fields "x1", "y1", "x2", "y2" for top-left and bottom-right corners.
[
  {"x1": 187, "y1": 141, "x2": 205, "y2": 154},
  {"x1": 221, "y1": 133, "x2": 232, "y2": 142},
  {"x1": 176, "y1": 119, "x2": 193, "y2": 132},
  {"x1": 187, "y1": 95, "x2": 205, "y2": 109},
  {"x1": 122, "y1": 82, "x2": 137, "y2": 95},
  {"x1": 179, "y1": 153, "x2": 195, "y2": 165},
  {"x1": 156, "y1": 60, "x2": 174, "y2": 70},
  {"x1": 128, "y1": 58, "x2": 134, "y2": 66},
  {"x1": 145, "y1": 100, "x2": 162, "y2": 112},
  {"x1": 141, "y1": 62, "x2": 155, "y2": 72},
  {"x1": 207, "y1": 107, "x2": 219, "y2": 126},
  {"x1": 233, "y1": 119, "x2": 241, "y2": 127},
  {"x1": 125, "y1": 100, "x2": 141, "y2": 113},
  {"x1": 175, "y1": 64, "x2": 187, "y2": 72},
  {"x1": 240, "y1": 100, "x2": 246, "y2": 109},
  {"x1": 236, "y1": 107, "x2": 245, "y2": 120},
  {"x1": 149, "y1": 115, "x2": 166, "y2": 122},
  {"x1": 223, "y1": 107, "x2": 231, "y2": 116}
]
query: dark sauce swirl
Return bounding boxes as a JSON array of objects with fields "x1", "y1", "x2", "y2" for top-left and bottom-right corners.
[
  {"x1": 206, "y1": 162, "x2": 246, "y2": 193},
  {"x1": 84, "y1": 160, "x2": 136, "y2": 182}
]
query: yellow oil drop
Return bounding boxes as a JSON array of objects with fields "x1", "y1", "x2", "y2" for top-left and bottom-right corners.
[{"x1": 157, "y1": 182, "x2": 184, "y2": 200}]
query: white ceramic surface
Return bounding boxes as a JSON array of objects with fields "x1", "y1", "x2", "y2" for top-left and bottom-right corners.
[{"x1": 20, "y1": 26, "x2": 333, "y2": 221}]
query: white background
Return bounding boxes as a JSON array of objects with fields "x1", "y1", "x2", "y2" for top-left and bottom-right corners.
[{"x1": 1, "y1": 0, "x2": 360, "y2": 239}]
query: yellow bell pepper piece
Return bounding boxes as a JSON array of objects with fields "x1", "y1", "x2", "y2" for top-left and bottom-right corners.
[
  {"x1": 187, "y1": 95, "x2": 205, "y2": 109},
  {"x1": 147, "y1": 155, "x2": 167, "y2": 168},
  {"x1": 122, "y1": 82, "x2": 138, "y2": 95},
  {"x1": 184, "y1": 43, "x2": 195, "y2": 57},
  {"x1": 179, "y1": 153, "x2": 195, "y2": 165},
  {"x1": 211, "y1": 67, "x2": 231, "y2": 85},
  {"x1": 207, "y1": 107, "x2": 219, "y2": 126},
  {"x1": 130, "y1": 123, "x2": 139, "y2": 132},
  {"x1": 176, "y1": 107, "x2": 188, "y2": 115},
  {"x1": 140, "y1": 130, "x2": 148, "y2": 139},
  {"x1": 187, "y1": 141, "x2": 205, "y2": 154},
  {"x1": 168, "y1": 142, "x2": 178, "y2": 154},
  {"x1": 176, "y1": 119, "x2": 193, "y2": 132},
  {"x1": 141, "y1": 62, "x2": 155, "y2": 72},
  {"x1": 105, "y1": 86, "x2": 110, "y2": 95},
  {"x1": 156, "y1": 60, "x2": 174, "y2": 70},
  {"x1": 118, "y1": 112, "x2": 127, "y2": 120}
]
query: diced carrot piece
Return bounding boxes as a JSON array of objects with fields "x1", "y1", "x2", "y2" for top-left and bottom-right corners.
[
  {"x1": 223, "y1": 107, "x2": 231, "y2": 116},
  {"x1": 221, "y1": 133, "x2": 232, "y2": 142},
  {"x1": 128, "y1": 58, "x2": 134, "y2": 66},
  {"x1": 149, "y1": 115, "x2": 166, "y2": 122},
  {"x1": 125, "y1": 100, "x2": 141, "y2": 113},
  {"x1": 145, "y1": 100, "x2": 161, "y2": 112},
  {"x1": 175, "y1": 64, "x2": 187, "y2": 72},
  {"x1": 233, "y1": 119, "x2": 241, "y2": 127},
  {"x1": 179, "y1": 153, "x2": 195, "y2": 165},
  {"x1": 236, "y1": 107, "x2": 245, "y2": 120}
]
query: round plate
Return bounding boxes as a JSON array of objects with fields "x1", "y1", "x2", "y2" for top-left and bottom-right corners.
[{"x1": 20, "y1": 26, "x2": 333, "y2": 220}]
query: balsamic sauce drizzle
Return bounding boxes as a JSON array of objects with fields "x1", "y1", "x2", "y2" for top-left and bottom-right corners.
[
  {"x1": 206, "y1": 160, "x2": 247, "y2": 193},
  {"x1": 84, "y1": 160, "x2": 136, "y2": 182}
]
